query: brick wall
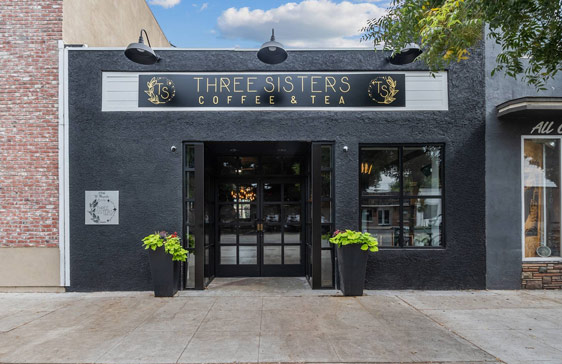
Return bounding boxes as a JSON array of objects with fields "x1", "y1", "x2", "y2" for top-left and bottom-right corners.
[
  {"x1": 522, "y1": 263, "x2": 562, "y2": 289},
  {"x1": 0, "y1": 0, "x2": 62, "y2": 247}
]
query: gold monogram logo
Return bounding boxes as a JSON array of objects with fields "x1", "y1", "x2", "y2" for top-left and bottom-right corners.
[
  {"x1": 368, "y1": 76, "x2": 399, "y2": 105},
  {"x1": 145, "y1": 76, "x2": 175, "y2": 105}
]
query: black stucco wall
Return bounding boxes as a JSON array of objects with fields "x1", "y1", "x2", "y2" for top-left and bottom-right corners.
[
  {"x1": 485, "y1": 31, "x2": 562, "y2": 289},
  {"x1": 68, "y1": 48, "x2": 486, "y2": 291}
]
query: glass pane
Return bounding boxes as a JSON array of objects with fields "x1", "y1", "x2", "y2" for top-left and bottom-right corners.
[
  {"x1": 186, "y1": 145, "x2": 195, "y2": 169},
  {"x1": 262, "y1": 156, "x2": 283, "y2": 175},
  {"x1": 403, "y1": 198, "x2": 443, "y2": 247},
  {"x1": 321, "y1": 224, "x2": 331, "y2": 248},
  {"x1": 239, "y1": 246, "x2": 257, "y2": 264},
  {"x1": 239, "y1": 226, "x2": 257, "y2": 245},
  {"x1": 218, "y1": 226, "x2": 237, "y2": 245},
  {"x1": 403, "y1": 146, "x2": 442, "y2": 196},
  {"x1": 321, "y1": 145, "x2": 332, "y2": 169},
  {"x1": 264, "y1": 183, "x2": 281, "y2": 201},
  {"x1": 187, "y1": 201, "x2": 195, "y2": 224},
  {"x1": 524, "y1": 139, "x2": 561, "y2": 258},
  {"x1": 283, "y1": 157, "x2": 302, "y2": 175},
  {"x1": 204, "y1": 247, "x2": 209, "y2": 265},
  {"x1": 187, "y1": 172, "x2": 195, "y2": 199},
  {"x1": 219, "y1": 205, "x2": 237, "y2": 224},
  {"x1": 321, "y1": 249, "x2": 333, "y2": 287},
  {"x1": 284, "y1": 205, "x2": 301, "y2": 225},
  {"x1": 361, "y1": 198, "x2": 400, "y2": 247},
  {"x1": 264, "y1": 225, "x2": 282, "y2": 244},
  {"x1": 284, "y1": 224, "x2": 301, "y2": 244},
  {"x1": 360, "y1": 147, "x2": 400, "y2": 195},
  {"x1": 185, "y1": 252, "x2": 195, "y2": 288},
  {"x1": 218, "y1": 157, "x2": 239, "y2": 175},
  {"x1": 237, "y1": 204, "x2": 257, "y2": 222},
  {"x1": 284, "y1": 246, "x2": 300, "y2": 264},
  {"x1": 285, "y1": 183, "x2": 302, "y2": 201},
  {"x1": 221, "y1": 246, "x2": 236, "y2": 264},
  {"x1": 240, "y1": 157, "x2": 258, "y2": 175},
  {"x1": 218, "y1": 183, "x2": 236, "y2": 202},
  {"x1": 321, "y1": 171, "x2": 331, "y2": 198},
  {"x1": 264, "y1": 205, "x2": 281, "y2": 223},
  {"x1": 264, "y1": 246, "x2": 282, "y2": 264},
  {"x1": 321, "y1": 201, "x2": 331, "y2": 223},
  {"x1": 237, "y1": 184, "x2": 257, "y2": 203}
]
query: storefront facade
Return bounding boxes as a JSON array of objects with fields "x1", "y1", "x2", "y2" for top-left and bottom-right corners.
[
  {"x1": 485, "y1": 35, "x2": 562, "y2": 290},
  {"x1": 62, "y1": 47, "x2": 487, "y2": 291}
]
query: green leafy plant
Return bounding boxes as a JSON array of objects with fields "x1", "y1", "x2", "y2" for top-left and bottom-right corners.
[
  {"x1": 361, "y1": 0, "x2": 562, "y2": 90},
  {"x1": 142, "y1": 231, "x2": 188, "y2": 262},
  {"x1": 329, "y1": 230, "x2": 379, "y2": 252}
]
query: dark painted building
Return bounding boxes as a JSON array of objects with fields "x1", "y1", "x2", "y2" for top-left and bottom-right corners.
[
  {"x1": 485, "y1": 30, "x2": 562, "y2": 290},
  {"x1": 65, "y1": 47, "x2": 489, "y2": 291}
]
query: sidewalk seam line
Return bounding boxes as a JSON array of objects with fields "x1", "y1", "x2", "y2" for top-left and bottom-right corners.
[
  {"x1": 175, "y1": 296, "x2": 217, "y2": 363},
  {"x1": 395, "y1": 295, "x2": 507, "y2": 364}
]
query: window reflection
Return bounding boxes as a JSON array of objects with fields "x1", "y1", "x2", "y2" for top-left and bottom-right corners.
[
  {"x1": 360, "y1": 145, "x2": 444, "y2": 248},
  {"x1": 361, "y1": 148, "x2": 400, "y2": 195},
  {"x1": 403, "y1": 146, "x2": 442, "y2": 196},
  {"x1": 524, "y1": 139, "x2": 561, "y2": 258}
]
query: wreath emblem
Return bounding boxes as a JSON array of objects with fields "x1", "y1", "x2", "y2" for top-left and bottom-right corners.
[
  {"x1": 368, "y1": 76, "x2": 399, "y2": 105},
  {"x1": 88, "y1": 198, "x2": 117, "y2": 224},
  {"x1": 145, "y1": 76, "x2": 175, "y2": 105}
]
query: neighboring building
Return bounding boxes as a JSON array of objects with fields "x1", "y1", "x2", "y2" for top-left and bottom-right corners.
[
  {"x1": 485, "y1": 29, "x2": 562, "y2": 289},
  {"x1": 1, "y1": 2, "x2": 561, "y2": 291},
  {"x1": 0, "y1": 0, "x2": 168, "y2": 291}
]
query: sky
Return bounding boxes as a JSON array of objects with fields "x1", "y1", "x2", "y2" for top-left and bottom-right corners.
[{"x1": 146, "y1": 0, "x2": 389, "y2": 49}]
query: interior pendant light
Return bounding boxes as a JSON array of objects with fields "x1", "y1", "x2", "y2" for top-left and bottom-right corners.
[
  {"x1": 257, "y1": 29, "x2": 288, "y2": 65},
  {"x1": 388, "y1": 43, "x2": 422, "y2": 65},
  {"x1": 124, "y1": 29, "x2": 160, "y2": 65}
]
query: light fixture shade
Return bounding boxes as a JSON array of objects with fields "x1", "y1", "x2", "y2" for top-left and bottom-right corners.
[
  {"x1": 124, "y1": 29, "x2": 160, "y2": 65},
  {"x1": 125, "y1": 42, "x2": 160, "y2": 65},
  {"x1": 257, "y1": 29, "x2": 287, "y2": 65},
  {"x1": 388, "y1": 43, "x2": 422, "y2": 65}
]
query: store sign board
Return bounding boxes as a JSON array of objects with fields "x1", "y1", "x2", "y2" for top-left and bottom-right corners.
[
  {"x1": 85, "y1": 191, "x2": 119, "y2": 225},
  {"x1": 138, "y1": 73, "x2": 405, "y2": 109}
]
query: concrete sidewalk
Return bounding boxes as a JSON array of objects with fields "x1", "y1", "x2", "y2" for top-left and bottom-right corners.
[{"x1": 1, "y1": 278, "x2": 562, "y2": 364}]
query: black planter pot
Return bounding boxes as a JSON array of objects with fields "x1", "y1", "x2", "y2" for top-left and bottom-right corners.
[
  {"x1": 337, "y1": 244, "x2": 369, "y2": 296},
  {"x1": 147, "y1": 246, "x2": 179, "y2": 297}
]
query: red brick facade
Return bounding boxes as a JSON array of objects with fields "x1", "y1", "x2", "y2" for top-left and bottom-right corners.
[
  {"x1": 0, "y1": 0, "x2": 62, "y2": 247},
  {"x1": 522, "y1": 263, "x2": 562, "y2": 289}
]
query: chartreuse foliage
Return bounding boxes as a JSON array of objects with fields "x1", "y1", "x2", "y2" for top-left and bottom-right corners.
[
  {"x1": 142, "y1": 231, "x2": 188, "y2": 262},
  {"x1": 329, "y1": 230, "x2": 379, "y2": 252},
  {"x1": 361, "y1": 0, "x2": 562, "y2": 90}
]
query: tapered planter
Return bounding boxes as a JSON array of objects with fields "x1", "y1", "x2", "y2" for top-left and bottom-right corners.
[
  {"x1": 337, "y1": 244, "x2": 369, "y2": 296},
  {"x1": 148, "y1": 246, "x2": 179, "y2": 297}
]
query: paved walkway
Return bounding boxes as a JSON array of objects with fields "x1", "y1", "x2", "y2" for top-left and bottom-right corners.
[{"x1": 1, "y1": 278, "x2": 562, "y2": 364}]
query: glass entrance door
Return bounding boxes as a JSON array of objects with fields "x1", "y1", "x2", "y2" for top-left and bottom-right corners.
[{"x1": 216, "y1": 179, "x2": 305, "y2": 276}]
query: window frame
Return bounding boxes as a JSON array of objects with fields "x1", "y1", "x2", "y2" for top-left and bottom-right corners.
[
  {"x1": 358, "y1": 143, "x2": 446, "y2": 249},
  {"x1": 521, "y1": 136, "x2": 562, "y2": 262},
  {"x1": 378, "y1": 209, "x2": 390, "y2": 226}
]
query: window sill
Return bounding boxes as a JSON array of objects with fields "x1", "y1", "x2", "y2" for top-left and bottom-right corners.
[{"x1": 523, "y1": 257, "x2": 562, "y2": 262}]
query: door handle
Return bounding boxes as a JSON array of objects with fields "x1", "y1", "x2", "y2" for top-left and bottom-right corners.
[{"x1": 257, "y1": 223, "x2": 263, "y2": 232}]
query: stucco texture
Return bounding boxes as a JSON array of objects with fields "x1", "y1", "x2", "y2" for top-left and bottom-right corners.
[{"x1": 67, "y1": 49, "x2": 485, "y2": 291}]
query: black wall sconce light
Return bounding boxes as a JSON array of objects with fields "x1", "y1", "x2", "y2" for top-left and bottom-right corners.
[
  {"x1": 388, "y1": 43, "x2": 422, "y2": 65},
  {"x1": 125, "y1": 29, "x2": 160, "y2": 65},
  {"x1": 257, "y1": 29, "x2": 288, "y2": 65}
]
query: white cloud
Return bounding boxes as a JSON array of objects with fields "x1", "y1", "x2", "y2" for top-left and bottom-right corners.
[
  {"x1": 200, "y1": 3, "x2": 208, "y2": 11},
  {"x1": 216, "y1": 0, "x2": 385, "y2": 48},
  {"x1": 149, "y1": 0, "x2": 181, "y2": 9}
]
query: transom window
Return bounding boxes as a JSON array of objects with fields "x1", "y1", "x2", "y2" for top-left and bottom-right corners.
[
  {"x1": 523, "y1": 137, "x2": 561, "y2": 260},
  {"x1": 360, "y1": 145, "x2": 444, "y2": 248}
]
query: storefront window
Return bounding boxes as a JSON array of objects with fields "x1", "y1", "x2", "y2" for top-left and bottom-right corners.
[
  {"x1": 523, "y1": 139, "x2": 561, "y2": 258},
  {"x1": 360, "y1": 145, "x2": 444, "y2": 247}
]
